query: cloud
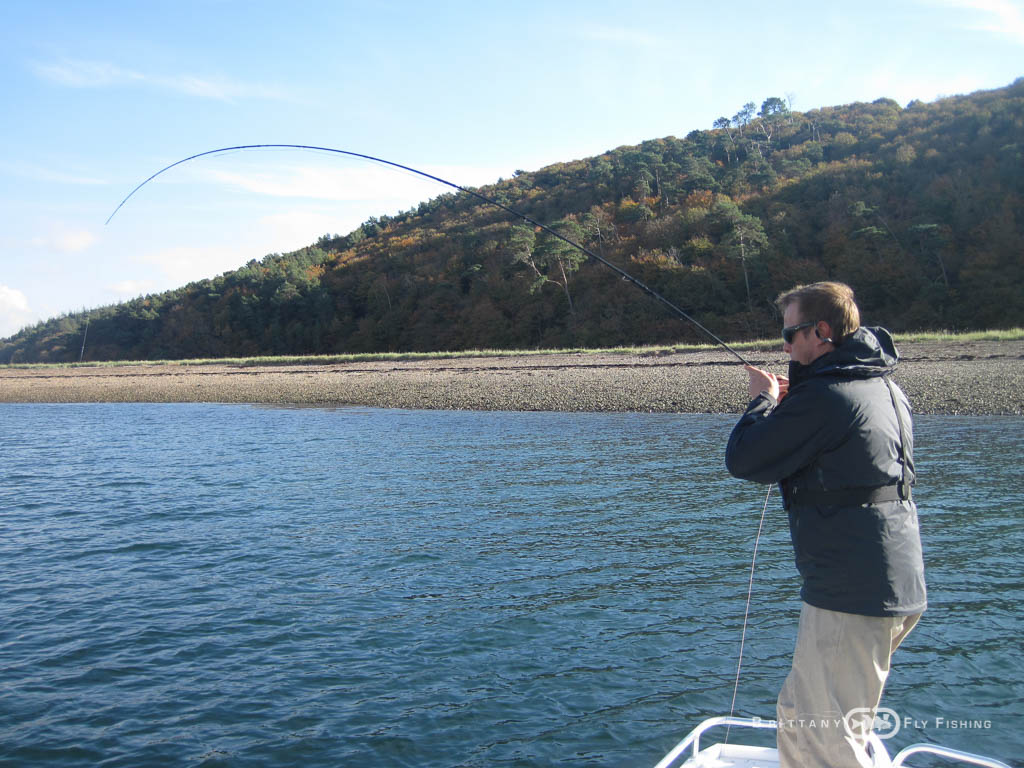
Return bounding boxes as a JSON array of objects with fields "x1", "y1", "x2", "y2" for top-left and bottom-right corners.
[
  {"x1": 0, "y1": 161, "x2": 106, "y2": 186},
  {"x1": 113, "y1": 156, "x2": 522, "y2": 300},
  {"x1": 30, "y1": 168, "x2": 107, "y2": 186},
  {"x1": 0, "y1": 284, "x2": 34, "y2": 338},
  {"x1": 577, "y1": 23, "x2": 668, "y2": 48},
  {"x1": 257, "y1": 210, "x2": 366, "y2": 250},
  {"x1": 133, "y1": 208, "x2": 369, "y2": 287},
  {"x1": 130, "y1": 203, "x2": 404, "y2": 290},
  {"x1": 31, "y1": 59, "x2": 142, "y2": 87},
  {"x1": 149, "y1": 73, "x2": 290, "y2": 102},
  {"x1": 108, "y1": 279, "x2": 158, "y2": 298},
  {"x1": 31, "y1": 58, "x2": 290, "y2": 102},
  {"x1": 966, "y1": 0, "x2": 1024, "y2": 43},
  {"x1": 861, "y1": 71, "x2": 990, "y2": 104},
  {"x1": 202, "y1": 159, "x2": 514, "y2": 205},
  {"x1": 30, "y1": 229, "x2": 97, "y2": 254},
  {"x1": 923, "y1": 0, "x2": 1024, "y2": 44},
  {"x1": 205, "y1": 166, "x2": 398, "y2": 202},
  {"x1": 137, "y1": 243, "x2": 254, "y2": 286}
]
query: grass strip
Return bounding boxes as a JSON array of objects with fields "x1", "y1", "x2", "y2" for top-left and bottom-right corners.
[{"x1": 4, "y1": 328, "x2": 1022, "y2": 370}]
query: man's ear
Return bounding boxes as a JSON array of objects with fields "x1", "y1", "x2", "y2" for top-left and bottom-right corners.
[{"x1": 815, "y1": 321, "x2": 834, "y2": 344}]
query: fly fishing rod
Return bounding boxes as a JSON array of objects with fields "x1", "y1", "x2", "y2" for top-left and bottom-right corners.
[
  {"x1": 107, "y1": 144, "x2": 752, "y2": 365},
  {"x1": 109, "y1": 144, "x2": 771, "y2": 744}
]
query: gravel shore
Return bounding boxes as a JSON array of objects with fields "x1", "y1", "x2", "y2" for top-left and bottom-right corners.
[{"x1": 2, "y1": 339, "x2": 1021, "y2": 415}]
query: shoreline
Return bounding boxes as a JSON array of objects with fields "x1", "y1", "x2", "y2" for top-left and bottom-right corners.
[{"x1": 1, "y1": 339, "x2": 1021, "y2": 415}]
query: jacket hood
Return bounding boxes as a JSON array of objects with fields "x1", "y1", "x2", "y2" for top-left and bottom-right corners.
[{"x1": 810, "y1": 326, "x2": 899, "y2": 378}]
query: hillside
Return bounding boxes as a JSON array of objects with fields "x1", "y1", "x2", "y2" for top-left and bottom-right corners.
[{"x1": 3, "y1": 79, "x2": 1023, "y2": 364}]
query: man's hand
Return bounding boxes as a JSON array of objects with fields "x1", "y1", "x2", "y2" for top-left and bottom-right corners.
[{"x1": 744, "y1": 365, "x2": 782, "y2": 401}]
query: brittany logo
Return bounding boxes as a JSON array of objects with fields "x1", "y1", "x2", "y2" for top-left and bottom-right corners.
[{"x1": 844, "y1": 706, "x2": 901, "y2": 739}]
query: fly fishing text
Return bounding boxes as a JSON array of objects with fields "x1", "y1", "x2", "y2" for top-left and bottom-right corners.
[{"x1": 905, "y1": 717, "x2": 993, "y2": 730}]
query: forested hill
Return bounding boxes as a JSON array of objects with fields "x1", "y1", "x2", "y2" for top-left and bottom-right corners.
[{"x1": 4, "y1": 80, "x2": 1023, "y2": 364}]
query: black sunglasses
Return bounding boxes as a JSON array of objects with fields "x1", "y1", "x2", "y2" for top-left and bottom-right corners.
[{"x1": 782, "y1": 321, "x2": 815, "y2": 344}]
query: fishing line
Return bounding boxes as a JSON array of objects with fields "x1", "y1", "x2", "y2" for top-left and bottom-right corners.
[
  {"x1": 724, "y1": 482, "x2": 773, "y2": 745},
  {"x1": 105, "y1": 144, "x2": 752, "y2": 365},
  {"x1": 110, "y1": 145, "x2": 779, "y2": 748}
]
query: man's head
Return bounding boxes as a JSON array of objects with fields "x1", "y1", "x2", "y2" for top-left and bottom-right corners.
[{"x1": 776, "y1": 282, "x2": 860, "y2": 365}]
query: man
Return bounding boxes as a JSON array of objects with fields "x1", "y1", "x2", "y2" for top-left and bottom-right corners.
[{"x1": 725, "y1": 282, "x2": 927, "y2": 767}]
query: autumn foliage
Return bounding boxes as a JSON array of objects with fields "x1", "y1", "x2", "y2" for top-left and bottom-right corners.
[{"x1": 3, "y1": 80, "x2": 1023, "y2": 363}]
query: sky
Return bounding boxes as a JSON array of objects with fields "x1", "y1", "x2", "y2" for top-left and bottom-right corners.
[{"x1": 1, "y1": 0, "x2": 1022, "y2": 338}]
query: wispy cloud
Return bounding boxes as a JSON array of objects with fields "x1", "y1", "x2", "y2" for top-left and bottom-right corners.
[
  {"x1": 924, "y1": 0, "x2": 1024, "y2": 44},
  {"x1": 860, "y1": 71, "x2": 990, "y2": 104},
  {"x1": 150, "y1": 73, "x2": 289, "y2": 102},
  {"x1": 132, "y1": 215, "x2": 336, "y2": 286},
  {"x1": 130, "y1": 197, "x2": 449, "y2": 289},
  {"x1": 205, "y1": 166, "x2": 399, "y2": 202},
  {"x1": 132, "y1": 210, "x2": 349, "y2": 286},
  {"x1": 32, "y1": 59, "x2": 142, "y2": 88},
  {"x1": 257, "y1": 210, "x2": 368, "y2": 249},
  {"x1": 577, "y1": 23, "x2": 668, "y2": 49},
  {"x1": 137, "y1": 243, "x2": 254, "y2": 286},
  {"x1": 202, "y1": 160, "x2": 512, "y2": 204},
  {"x1": 968, "y1": 0, "x2": 1024, "y2": 43},
  {"x1": 107, "y1": 279, "x2": 158, "y2": 298},
  {"x1": 1, "y1": 161, "x2": 107, "y2": 186},
  {"x1": 30, "y1": 228, "x2": 97, "y2": 254},
  {"x1": 30, "y1": 168, "x2": 107, "y2": 186},
  {"x1": 30, "y1": 58, "x2": 291, "y2": 102}
]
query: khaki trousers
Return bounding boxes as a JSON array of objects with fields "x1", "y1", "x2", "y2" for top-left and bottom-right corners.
[{"x1": 776, "y1": 602, "x2": 920, "y2": 768}]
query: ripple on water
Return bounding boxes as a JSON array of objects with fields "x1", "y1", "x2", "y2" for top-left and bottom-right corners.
[{"x1": 0, "y1": 406, "x2": 1020, "y2": 766}]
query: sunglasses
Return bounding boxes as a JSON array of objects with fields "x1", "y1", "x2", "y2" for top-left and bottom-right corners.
[{"x1": 782, "y1": 321, "x2": 815, "y2": 344}]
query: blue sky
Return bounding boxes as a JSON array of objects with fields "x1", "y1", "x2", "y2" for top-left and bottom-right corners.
[{"x1": 1, "y1": 0, "x2": 1022, "y2": 338}]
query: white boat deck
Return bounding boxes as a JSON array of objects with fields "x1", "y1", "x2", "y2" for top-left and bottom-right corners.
[
  {"x1": 654, "y1": 716, "x2": 1012, "y2": 768},
  {"x1": 674, "y1": 741, "x2": 779, "y2": 768}
]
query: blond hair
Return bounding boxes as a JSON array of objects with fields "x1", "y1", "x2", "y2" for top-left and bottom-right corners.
[{"x1": 776, "y1": 282, "x2": 861, "y2": 344}]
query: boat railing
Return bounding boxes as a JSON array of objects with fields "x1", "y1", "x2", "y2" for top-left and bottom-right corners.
[
  {"x1": 651, "y1": 715, "x2": 776, "y2": 768},
  {"x1": 892, "y1": 743, "x2": 1013, "y2": 768},
  {"x1": 652, "y1": 716, "x2": 1012, "y2": 768}
]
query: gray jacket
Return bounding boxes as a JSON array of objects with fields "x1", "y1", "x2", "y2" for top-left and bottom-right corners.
[{"x1": 726, "y1": 327, "x2": 927, "y2": 617}]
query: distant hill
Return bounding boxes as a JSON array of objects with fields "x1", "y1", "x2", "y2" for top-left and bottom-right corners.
[{"x1": 4, "y1": 79, "x2": 1023, "y2": 364}]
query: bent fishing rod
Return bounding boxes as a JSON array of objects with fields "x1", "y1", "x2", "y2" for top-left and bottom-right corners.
[
  {"x1": 107, "y1": 144, "x2": 751, "y2": 365},
  {"x1": 109, "y1": 144, "x2": 769, "y2": 730}
]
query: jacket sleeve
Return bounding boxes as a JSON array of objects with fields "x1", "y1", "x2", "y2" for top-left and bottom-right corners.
[{"x1": 725, "y1": 384, "x2": 852, "y2": 485}]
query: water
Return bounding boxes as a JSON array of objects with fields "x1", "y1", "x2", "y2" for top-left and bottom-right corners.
[{"x1": 1, "y1": 405, "x2": 1021, "y2": 767}]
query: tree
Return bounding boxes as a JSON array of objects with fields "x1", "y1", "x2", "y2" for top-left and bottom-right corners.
[
  {"x1": 632, "y1": 172, "x2": 653, "y2": 201},
  {"x1": 714, "y1": 117, "x2": 737, "y2": 163},
  {"x1": 711, "y1": 198, "x2": 768, "y2": 313},
  {"x1": 724, "y1": 213, "x2": 768, "y2": 313},
  {"x1": 909, "y1": 223, "x2": 951, "y2": 287},
  {"x1": 849, "y1": 200, "x2": 904, "y2": 253},
  {"x1": 6, "y1": 80, "x2": 1024, "y2": 362},
  {"x1": 508, "y1": 219, "x2": 587, "y2": 316},
  {"x1": 759, "y1": 97, "x2": 788, "y2": 118},
  {"x1": 758, "y1": 96, "x2": 789, "y2": 146},
  {"x1": 581, "y1": 207, "x2": 617, "y2": 255},
  {"x1": 733, "y1": 102, "x2": 756, "y2": 135},
  {"x1": 534, "y1": 218, "x2": 588, "y2": 316}
]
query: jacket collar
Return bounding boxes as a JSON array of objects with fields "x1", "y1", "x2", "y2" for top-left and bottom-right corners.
[{"x1": 790, "y1": 326, "x2": 899, "y2": 386}]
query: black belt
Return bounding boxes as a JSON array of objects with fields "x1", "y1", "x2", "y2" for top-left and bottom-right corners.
[{"x1": 789, "y1": 482, "x2": 912, "y2": 507}]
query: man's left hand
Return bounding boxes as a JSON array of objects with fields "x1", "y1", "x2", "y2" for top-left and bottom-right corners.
[{"x1": 744, "y1": 365, "x2": 780, "y2": 401}]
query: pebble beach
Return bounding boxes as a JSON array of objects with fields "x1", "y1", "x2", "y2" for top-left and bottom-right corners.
[{"x1": 1, "y1": 339, "x2": 1021, "y2": 415}]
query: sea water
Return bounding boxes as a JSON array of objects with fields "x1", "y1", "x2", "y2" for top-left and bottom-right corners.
[{"x1": 1, "y1": 404, "x2": 1020, "y2": 766}]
